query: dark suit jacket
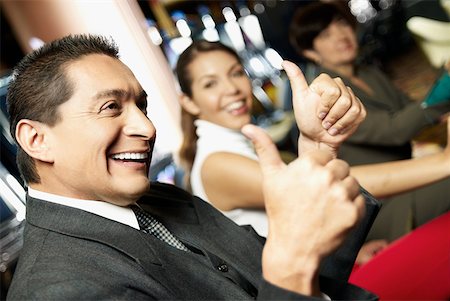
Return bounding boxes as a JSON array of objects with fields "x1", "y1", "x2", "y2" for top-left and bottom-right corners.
[{"x1": 7, "y1": 182, "x2": 378, "y2": 300}]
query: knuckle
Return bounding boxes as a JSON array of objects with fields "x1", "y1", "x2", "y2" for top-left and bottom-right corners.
[
  {"x1": 298, "y1": 154, "x2": 316, "y2": 170},
  {"x1": 348, "y1": 176, "x2": 359, "y2": 186},
  {"x1": 304, "y1": 155, "x2": 320, "y2": 169},
  {"x1": 335, "y1": 159, "x2": 349, "y2": 170},
  {"x1": 348, "y1": 176, "x2": 358, "y2": 185},
  {"x1": 360, "y1": 106, "x2": 367, "y2": 119},
  {"x1": 327, "y1": 86, "x2": 341, "y2": 98},
  {"x1": 321, "y1": 168, "x2": 335, "y2": 184},
  {"x1": 333, "y1": 120, "x2": 346, "y2": 131},
  {"x1": 334, "y1": 77, "x2": 344, "y2": 85},
  {"x1": 348, "y1": 179, "x2": 360, "y2": 194},
  {"x1": 324, "y1": 114, "x2": 338, "y2": 124},
  {"x1": 338, "y1": 95, "x2": 352, "y2": 108},
  {"x1": 347, "y1": 104, "x2": 361, "y2": 116},
  {"x1": 321, "y1": 102, "x2": 332, "y2": 110},
  {"x1": 317, "y1": 73, "x2": 330, "y2": 80},
  {"x1": 334, "y1": 183, "x2": 348, "y2": 197},
  {"x1": 346, "y1": 206, "x2": 360, "y2": 226}
]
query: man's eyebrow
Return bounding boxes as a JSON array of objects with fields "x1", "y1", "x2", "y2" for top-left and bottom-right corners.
[
  {"x1": 94, "y1": 89, "x2": 128, "y2": 100},
  {"x1": 93, "y1": 89, "x2": 147, "y2": 100}
]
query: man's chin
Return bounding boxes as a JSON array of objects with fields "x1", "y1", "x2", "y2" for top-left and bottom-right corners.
[
  {"x1": 130, "y1": 181, "x2": 151, "y2": 197},
  {"x1": 111, "y1": 181, "x2": 151, "y2": 206}
]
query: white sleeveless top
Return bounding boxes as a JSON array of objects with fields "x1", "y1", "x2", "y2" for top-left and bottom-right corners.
[{"x1": 191, "y1": 119, "x2": 269, "y2": 236}]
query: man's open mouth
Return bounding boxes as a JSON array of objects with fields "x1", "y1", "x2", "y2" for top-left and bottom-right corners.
[{"x1": 110, "y1": 152, "x2": 148, "y2": 163}]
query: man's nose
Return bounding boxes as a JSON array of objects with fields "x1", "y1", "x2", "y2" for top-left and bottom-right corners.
[{"x1": 123, "y1": 106, "x2": 156, "y2": 140}]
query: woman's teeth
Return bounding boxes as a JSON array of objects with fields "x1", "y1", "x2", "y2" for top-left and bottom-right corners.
[{"x1": 226, "y1": 101, "x2": 244, "y2": 112}]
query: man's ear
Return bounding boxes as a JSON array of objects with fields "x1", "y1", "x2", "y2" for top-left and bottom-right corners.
[
  {"x1": 303, "y1": 49, "x2": 321, "y2": 64},
  {"x1": 15, "y1": 120, "x2": 54, "y2": 163},
  {"x1": 179, "y1": 94, "x2": 201, "y2": 115}
]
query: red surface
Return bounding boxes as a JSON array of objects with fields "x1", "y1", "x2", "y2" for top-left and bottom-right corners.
[{"x1": 350, "y1": 211, "x2": 450, "y2": 300}]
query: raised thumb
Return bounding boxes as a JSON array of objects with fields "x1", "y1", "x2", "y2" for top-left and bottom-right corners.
[
  {"x1": 282, "y1": 60, "x2": 309, "y2": 100},
  {"x1": 241, "y1": 124, "x2": 284, "y2": 175}
]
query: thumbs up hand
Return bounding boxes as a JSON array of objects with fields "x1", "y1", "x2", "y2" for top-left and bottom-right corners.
[
  {"x1": 242, "y1": 124, "x2": 365, "y2": 296},
  {"x1": 282, "y1": 60, "x2": 366, "y2": 157}
]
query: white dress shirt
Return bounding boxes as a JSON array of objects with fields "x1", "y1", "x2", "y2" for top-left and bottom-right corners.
[{"x1": 27, "y1": 187, "x2": 139, "y2": 230}]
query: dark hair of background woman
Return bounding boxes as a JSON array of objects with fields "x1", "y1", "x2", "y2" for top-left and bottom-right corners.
[{"x1": 289, "y1": 2, "x2": 357, "y2": 56}]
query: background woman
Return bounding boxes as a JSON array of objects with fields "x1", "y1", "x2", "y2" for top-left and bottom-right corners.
[{"x1": 289, "y1": 1, "x2": 450, "y2": 241}]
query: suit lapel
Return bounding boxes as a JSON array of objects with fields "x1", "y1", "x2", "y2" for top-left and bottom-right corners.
[
  {"x1": 26, "y1": 195, "x2": 163, "y2": 268},
  {"x1": 138, "y1": 184, "x2": 264, "y2": 288}
]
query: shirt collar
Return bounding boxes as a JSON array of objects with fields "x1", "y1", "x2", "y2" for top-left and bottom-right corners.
[{"x1": 27, "y1": 187, "x2": 139, "y2": 229}]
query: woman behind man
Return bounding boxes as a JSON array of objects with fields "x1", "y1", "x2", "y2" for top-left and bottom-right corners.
[
  {"x1": 288, "y1": 1, "x2": 450, "y2": 242},
  {"x1": 175, "y1": 39, "x2": 450, "y2": 261}
]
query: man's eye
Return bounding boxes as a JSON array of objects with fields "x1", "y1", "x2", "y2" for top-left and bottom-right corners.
[{"x1": 102, "y1": 102, "x2": 120, "y2": 111}]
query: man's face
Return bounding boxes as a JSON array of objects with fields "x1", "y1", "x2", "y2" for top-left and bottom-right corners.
[{"x1": 41, "y1": 54, "x2": 156, "y2": 206}]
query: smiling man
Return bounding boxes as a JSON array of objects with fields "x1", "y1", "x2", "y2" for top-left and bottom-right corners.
[
  {"x1": 6, "y1": 34, "x2": 377, "y2": 300},
  {"x1": 20, "y1": 53, "x2": 153, "y2": 205}
]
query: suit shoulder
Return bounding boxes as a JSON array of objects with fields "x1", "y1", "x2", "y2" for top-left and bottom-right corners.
[
  {"x1": 143, "y1": 181, "x2": 212, "y2": 210},
  {"x1": 143, "y1": 182, "x2": 223, "y2": 217},
  {"x1": 147, "y1": 181, "x2": 193, "y2": 201}
]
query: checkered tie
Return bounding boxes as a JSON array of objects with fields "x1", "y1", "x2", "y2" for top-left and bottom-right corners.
[{"x1": 131, "y1": 205, "x2": 190, "y2": 252}]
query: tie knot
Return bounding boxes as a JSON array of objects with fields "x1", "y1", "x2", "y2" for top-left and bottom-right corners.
[{"x1": 131, "y1": 205, "x2": 157, "y2": 231}]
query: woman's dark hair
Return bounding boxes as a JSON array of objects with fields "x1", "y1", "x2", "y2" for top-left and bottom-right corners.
[
  {"x1": 7, "y1": 34, "x2": 119, "y2": 184},
  {"x1": 175, "y1": 40, "x2": 241, "y2": 190},
  {"x1": 289, "y1": 2, "x2": 357, "y2": 56}
]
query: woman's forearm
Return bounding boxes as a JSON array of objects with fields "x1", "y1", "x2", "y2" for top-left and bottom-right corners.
[{"x1": 351, "y1": 151, "x2": 450, "y2": 198}]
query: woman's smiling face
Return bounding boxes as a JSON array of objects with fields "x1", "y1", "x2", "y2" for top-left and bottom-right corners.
[{"x1": 186, "y1": 50, "x2": 253, "y2": 130}]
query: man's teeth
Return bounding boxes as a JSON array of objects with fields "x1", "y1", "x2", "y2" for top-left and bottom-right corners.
[
  {"x1": 226, "y1": 101, "x2": 244, "y2": 111},
  {"x1": 111, "y1": 153, "x2": 148, "y2": 160}
]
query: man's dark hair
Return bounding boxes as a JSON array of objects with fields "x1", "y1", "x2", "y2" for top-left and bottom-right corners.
[
  {"x1": 7, "y1": 34, "x2": 119, "y2": 184},
  {"x1": 289, "y1": 2, "x2": 357, "y2": 55}
]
